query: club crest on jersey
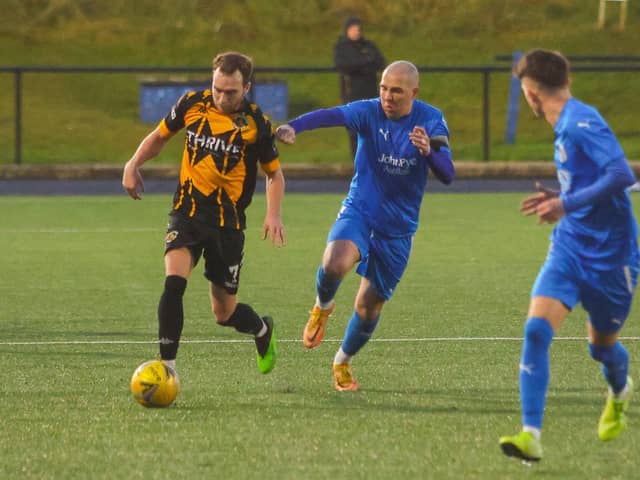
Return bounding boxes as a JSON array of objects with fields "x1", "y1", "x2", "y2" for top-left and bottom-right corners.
[
  {"x1": 233, "y1": 114, "x2": 249, "y2": 129},
  {"x1": 165, "y1": 230, "x2": 179, "y2": 243}
]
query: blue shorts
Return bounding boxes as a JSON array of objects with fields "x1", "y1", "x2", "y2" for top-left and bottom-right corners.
[
  {"x1": 327, "y1": 207, "x2": 413, "y2": 300},
  {"x1": 532, "y1": 242, "x2": 639, "y2": 334}
]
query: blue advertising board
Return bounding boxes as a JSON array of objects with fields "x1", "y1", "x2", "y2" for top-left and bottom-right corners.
[{"x1": 139, "y1": 80, "x2": 288, "y2": 123}]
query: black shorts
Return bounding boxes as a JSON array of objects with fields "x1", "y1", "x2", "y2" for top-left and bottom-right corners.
[{"x1": 164, "y1": 214, "x2": 244, "y2": 294}]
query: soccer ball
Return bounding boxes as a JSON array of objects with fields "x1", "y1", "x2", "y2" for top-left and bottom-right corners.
[{"x1": 130, "y1": 360, "x2": 180, "y2": 408}]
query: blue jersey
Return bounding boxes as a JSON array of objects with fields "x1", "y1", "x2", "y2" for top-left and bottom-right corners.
[
  {"x1": 338, "y1": 98, "x2": 449, "y2": 237},
  {"x1": 554, "y1": 98, "x2": 638, "y2": 269}
]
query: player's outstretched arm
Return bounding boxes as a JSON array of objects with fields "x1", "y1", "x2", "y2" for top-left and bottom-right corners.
[
  {"x1": 262, "y1": 167, "x2": 286, "y2": 247},
  {"x1": 276, "y1": 108, "x2": 347, "y2": 146},
  {"x1": 122, "y1": 127, "x2": 173, "y2": 200}
]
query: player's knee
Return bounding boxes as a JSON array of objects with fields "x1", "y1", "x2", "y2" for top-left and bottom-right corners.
[
  {"x1": 321, "y1": 261, "x2": 349, "y2": 280},
  {"x1": 213, "y1": 310, "x2": 232, "y2": 325},
  {"x1": 354, "y1": 295, "x2": 384, "y2": 320},
  {"x1": 322, "y1": 245, "x2": 357, "y2": 277},
  {"x1": 354, "y1": 305, "x2": 382, "y2": 321},
  {"x1": 523, "y1": 317, "x2": 554, "y2": 347},
  {"x1": 212, "y1": 302, "x2": 236, "y2": 324},
  {"x1": 213, "y1": 312, "x2": 228, "y2": 325}
]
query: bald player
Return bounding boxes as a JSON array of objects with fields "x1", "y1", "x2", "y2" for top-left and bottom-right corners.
[{"x1": 276, "y1": 60, "x2": 454, "y2": 391}]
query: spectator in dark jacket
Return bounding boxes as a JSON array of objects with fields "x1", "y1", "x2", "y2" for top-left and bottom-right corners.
[{"x1": 334, "y1": 16, "x2": 386, "y2": 157}]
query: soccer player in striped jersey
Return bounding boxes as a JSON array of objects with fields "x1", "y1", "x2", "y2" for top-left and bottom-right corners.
[
  {"x1": 123, "y1": 52, "x2": 285, "y2": 378},
  {"x1": 499, "y1": 49, "x2": 638, "y2": 462},
  {"x1": 276, "y1": 60, "x2": 454, "y2": 391}
]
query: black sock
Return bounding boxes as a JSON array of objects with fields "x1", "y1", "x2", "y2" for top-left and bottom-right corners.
[
  {"x1": 158, "y1": 275, "x2": 187, "y2": 360},
  {"x1": 223, "y1": 303, "x2": 264, "y2": 336}
]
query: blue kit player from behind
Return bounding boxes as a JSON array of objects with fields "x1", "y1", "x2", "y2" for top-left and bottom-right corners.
[
  {"x1": 500, "y1": 49, "x2": 639, "y2": 462},
  {"x1": 276, "y1": 60, "x2": 454, "y2": 391}
]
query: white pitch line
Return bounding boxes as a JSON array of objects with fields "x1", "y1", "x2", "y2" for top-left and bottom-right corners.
[
  {"x1": 0, "y1": 227, "x2": 160, "y2": 234},
  {"x1": 1, "y1": 336, "x2": 638, "y2": 346}
]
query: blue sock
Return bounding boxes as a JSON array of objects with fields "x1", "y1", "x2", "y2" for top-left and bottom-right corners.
[
  {"x1": 316, "y1": 266, "x2": 341, "y2": 305},
  {"x1": 519, "y1": 317, "x2": 554, "y2": 429},
  {"x1": 589, "y1": 342, "x2": 629, "y2": 394},
  {"x1": 341, "y1": 311, "x2": 379, "y2": 356}
]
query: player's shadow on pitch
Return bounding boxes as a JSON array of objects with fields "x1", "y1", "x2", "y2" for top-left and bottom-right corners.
[
  {"x1": 340, "y1": 386, "x2": 604, "y2": 417},
  {"x1": 322, "y1": 387, "x2": 514, "y2": 415}
]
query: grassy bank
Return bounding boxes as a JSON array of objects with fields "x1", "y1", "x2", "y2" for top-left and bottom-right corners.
[{"x1": 1, "y1": 0, "x2": 639, "y2": 164}]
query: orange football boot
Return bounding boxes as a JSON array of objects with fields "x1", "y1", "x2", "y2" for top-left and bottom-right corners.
[
  {"x1": 303, "y1": 303, "x2": 335, "y2": 348},
  {"x1": 333, "y1": 363, "x2": 359, "y2": 392}
]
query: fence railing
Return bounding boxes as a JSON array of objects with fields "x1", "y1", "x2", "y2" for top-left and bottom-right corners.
[
  {"x1": 496, "y1": 54, "x2": 640, "y2": 63},
  {"x1": 1, "y1": 64, "x2": 639, "y2": 164}
]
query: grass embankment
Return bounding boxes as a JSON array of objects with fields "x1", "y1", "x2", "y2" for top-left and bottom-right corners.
[{"x1": 1, "y1": 0, "x2": 639, "y2": 165}]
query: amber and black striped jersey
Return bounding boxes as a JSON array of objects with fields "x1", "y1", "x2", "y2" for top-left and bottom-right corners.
[{"x1": 158, "y1": 90, "x2": 281, "y2": 230}]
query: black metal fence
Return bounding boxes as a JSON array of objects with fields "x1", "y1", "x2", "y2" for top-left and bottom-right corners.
[{"x1": 1, "y1": 64, "x2": 639, "y2": 164}]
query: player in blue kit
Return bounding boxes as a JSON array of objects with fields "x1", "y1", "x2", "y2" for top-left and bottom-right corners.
[
  {"x1": 276, "y1": 60, "x2": 454, "y2": 391},
  {"x1": 499, "y1": 49, "x2": 638, "y2": 462}
]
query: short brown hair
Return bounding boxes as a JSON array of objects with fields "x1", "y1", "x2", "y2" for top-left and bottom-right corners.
[
  {"x1": 212, "y1": 52, "x2": 253, "y2": 85},
  {"x1": 514, "y1": 49, "x2": 570, "y2": 90}
]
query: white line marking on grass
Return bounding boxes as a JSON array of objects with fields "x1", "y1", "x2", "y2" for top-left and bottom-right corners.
[
  {"x1": 0, "y1": 228, "x2": 160, "y2": 234},
  {"x1": 1, "y1": 336, "x2": 638, "y2": 346}
]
